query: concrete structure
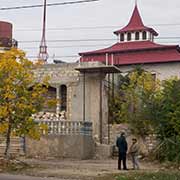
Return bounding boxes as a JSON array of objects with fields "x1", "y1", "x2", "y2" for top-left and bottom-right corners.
[
  {"x1": 26, "y1": 62, "x2": 119, "y2": 159},
  {"x1": 33, "y1": 62, "x2": 119, "y2": 144},
  {"x1": 26, "y1": 134, "x2": 94, "y2": 159}
]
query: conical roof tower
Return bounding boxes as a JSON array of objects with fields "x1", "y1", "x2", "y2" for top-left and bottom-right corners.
[{"x1": 114, "y1": 4, "x2": 158, "y2": 42}]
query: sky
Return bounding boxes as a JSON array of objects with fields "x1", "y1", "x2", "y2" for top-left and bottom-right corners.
[{"x1": 0, "y1": 0, "x2": 180, "y2": 63}]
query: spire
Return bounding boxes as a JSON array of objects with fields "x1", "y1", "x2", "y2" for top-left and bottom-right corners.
[
  {"x1": 135, "y1": 0, "x2": 137, "y2": 6},
  {"x1": 125, "y1": 4, "x2": 144, "y2": 30},
  {"x1": 114, "y1": 4, "x2": 158, "y2": 36}
]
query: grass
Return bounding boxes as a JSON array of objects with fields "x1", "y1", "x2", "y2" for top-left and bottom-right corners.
[
  {"x1": 0, "y1": 158, "x2": 36, "y2": 173},
  {"x1": 96, "y1": 171, "x2": 180, "y2": 180},
  {"x1": 114, "y1": 172, "x2": 180, "y2": 180}
]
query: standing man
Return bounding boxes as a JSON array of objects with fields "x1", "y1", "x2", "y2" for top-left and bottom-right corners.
[
  {"x1": 129, "y1": 138, "x2": 140, "y2": 170},
  {"x1": 116, "y1": 132, "x2": 128, "y2": 170}
]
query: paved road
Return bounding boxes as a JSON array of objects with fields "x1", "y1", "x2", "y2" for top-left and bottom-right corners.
[{"x1": 0, "y1": 174, "x2": 65, "y2": 180}]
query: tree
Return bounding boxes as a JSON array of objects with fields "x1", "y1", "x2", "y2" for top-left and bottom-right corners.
[
  {"x1": 153, "y1": 78, "x2": 180, "y2": 162},
  {"x1": 0, "y1": 49, "x2": 48, "y2": 157},
  {"x1": 112, "y1": 67, "x2": 160, "y2": 137}
]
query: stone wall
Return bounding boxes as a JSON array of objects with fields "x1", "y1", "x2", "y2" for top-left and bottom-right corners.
[
  {"x1": 26, "y1": 134, "x2": 95, "y2": 159},
  {"x1": 110, "y1": 124, "x2": 158, "y2": 156},
  {"x1": 33, "y1": 62, "x2": 109, "y2": 144}
]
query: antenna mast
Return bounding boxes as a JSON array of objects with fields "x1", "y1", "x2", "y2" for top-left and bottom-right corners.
[{"x1": 38, "y1": 0, "x2": 48, "y2": 63}]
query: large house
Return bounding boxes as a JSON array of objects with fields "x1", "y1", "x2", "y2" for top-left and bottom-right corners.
[{"x1": 79, "y1": 4, "x2": 180, "y2": 80}]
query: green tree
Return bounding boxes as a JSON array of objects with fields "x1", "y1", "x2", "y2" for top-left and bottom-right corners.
[
  {"x1": 112, "y1": 67, "x2": 160, "y2": 137},
  {"x1": 0, "y1": 49, "x2": 48, "y2": 158},
  {"x1": 153, "y1": 78, "x2": 180, "y2": 162}
]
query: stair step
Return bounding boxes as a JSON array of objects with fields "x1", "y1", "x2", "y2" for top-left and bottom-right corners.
[{"x1": 0, "y1": 136, "x2": 24, "y2": 156}]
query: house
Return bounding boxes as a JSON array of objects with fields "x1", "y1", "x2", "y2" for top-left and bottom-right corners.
[
  {"x1": 79, "y1": 4, "x2": 180, "y2": 81},
  {"x1": 27, "y1": 62, "x2": 119, "y2": 159}
]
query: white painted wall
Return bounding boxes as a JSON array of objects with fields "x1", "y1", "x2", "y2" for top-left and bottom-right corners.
[{"x1": 117, "y1": 62, "x2": 180, "y2": 81}]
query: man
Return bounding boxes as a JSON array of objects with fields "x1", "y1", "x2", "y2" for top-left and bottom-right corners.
[
  {"x1": 129, "y1": 138, "x2": 140, "y2": 170},
  {"x1": 116, "y1": 132, "x2": 128, "y2": 170}
]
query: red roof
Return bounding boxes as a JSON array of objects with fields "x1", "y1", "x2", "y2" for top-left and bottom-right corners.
[
  {"x1": 79, "y1": 41, "x2": 178, "y2": 55},
  {"x1": 113, "y1": 49, "x2": 180, "y2": 65},
  {"x1": 114, "y1": 5, "x2": 158, "y2": 36},
  {"x1": 80, "y1": 48, "x2": 180, "y2": 65}
]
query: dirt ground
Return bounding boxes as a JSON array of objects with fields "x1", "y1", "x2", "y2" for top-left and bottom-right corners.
[{"x1": 18, "y1": 158, "x2": 161, "y2": 180}]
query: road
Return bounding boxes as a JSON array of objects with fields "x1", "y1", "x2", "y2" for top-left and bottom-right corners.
[{"x1": 0, "y1": 174, "x2": 65, "y2": 180}]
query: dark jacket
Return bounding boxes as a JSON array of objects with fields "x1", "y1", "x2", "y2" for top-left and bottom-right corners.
[{"x1": 116, "y1": 136, "x2": 128, "y2": 153}]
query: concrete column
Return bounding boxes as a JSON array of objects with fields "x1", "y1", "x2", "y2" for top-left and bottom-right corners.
[
  {"x1": 124, "y1": 33, "x2": 127, "y2": 42},
  {"x1": 140, "y1": 32, "x2": 143, "y2": 40},
  {"x1": 118, "y1": 34, "x2": 121, "y2": 43},
  {"x1": 111, "y1": 54, "x2": 114, "y2": 65},
  {"x1": 105, "y1": 53, "x2": 108, "y2": 66},
  {"x1": 132, "y1": 32, "x2": 135, "y2": 41},
  {"x1": 56, "y1": 85, "x2": 60, "y2": 117},
  {"x1": 147, "y1": 32, "x2": 151, "y2": 40}
]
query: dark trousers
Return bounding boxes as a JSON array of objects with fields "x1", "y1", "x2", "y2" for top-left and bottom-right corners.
[{"x1": 118, "y1": 152, "x2": 127, "y2": 170}]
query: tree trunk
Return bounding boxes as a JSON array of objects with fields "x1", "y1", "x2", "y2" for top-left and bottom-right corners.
[{"x1": 4, "y1": 123, "x2": 12, "y2": 158}]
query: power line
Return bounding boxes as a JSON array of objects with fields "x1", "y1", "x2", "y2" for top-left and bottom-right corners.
[
  {"x1": 22, "y1": 44, "x2": 110, "y2": 49},
  {"x1": 23, "y1": 44, "x2": 109, "y2": 49},
  {"x1": 0, "y1": 0, "x2": 99, "y2": 11},
  {"x1": 27, "y1": 55, "x2": 79, "y2": 58},
  {"x1": 21, "y1": 41, "x2": 180, "y2": 49},
  {"x1": 19, "y1": 38, "x2": 115, "y2": 43},
  {"x1": 18, "y1": 37, "x2": 180, "y2": 43},
  {"x1": 15, "y1": 23, "x2": 180, "y2": 32}
]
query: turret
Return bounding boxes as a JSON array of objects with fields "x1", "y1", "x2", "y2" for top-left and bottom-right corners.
[{"x1": 114, "y1": 5, "x2": 158, "y2": 43}]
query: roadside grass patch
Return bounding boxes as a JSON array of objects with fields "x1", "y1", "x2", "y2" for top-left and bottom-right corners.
[
  {"x1": 115, "y1": 171, "x2": 180, "y2": 180},
  {"x1": 0, "y1": 158, "x2": 36, "y2": 173}
]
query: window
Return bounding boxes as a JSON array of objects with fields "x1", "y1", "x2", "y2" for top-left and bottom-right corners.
[
  {"x1": 44, "y1": 86, "x2": 56, "y2": 112},
  {"x1": 135, "y1": 32, "x2": 140, "y2": 40},
  {"x1": 60, "y1": 85, "x2": 67, "y2": 111},
  {"x1": 142, "y1": 31, "x2": 147, "y2": 40},
  {"x1": 120, "y1": 33, "x2": 124, "y2": 41},
  {"x1": 151, "y1": 73, "x2": 156, "y2": 81},
  {"x1": 127, "y1": 33, "x2": 131, "y2": 41}
]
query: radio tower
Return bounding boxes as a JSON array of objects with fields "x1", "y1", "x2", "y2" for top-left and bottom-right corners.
[{"x1": 38, "y1": 0, "x2": 48, "y2": 63}]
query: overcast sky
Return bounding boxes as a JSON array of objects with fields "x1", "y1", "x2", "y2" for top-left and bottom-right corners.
[{"x1": 0, "y1": 0, "x2": 180, "y2": 63}]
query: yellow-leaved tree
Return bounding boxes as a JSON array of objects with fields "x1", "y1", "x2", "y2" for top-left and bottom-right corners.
[
  {"x1": 110, "y1": 67, "x2": 160, "y2": 137},
  {"x1": 0, "y1": 49, "x2": 48, "y2": 157}
]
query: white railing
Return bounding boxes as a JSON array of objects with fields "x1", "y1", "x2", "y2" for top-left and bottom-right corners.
[{"x1": 37, "y1": 120, "x2": 92, "y2": 136}]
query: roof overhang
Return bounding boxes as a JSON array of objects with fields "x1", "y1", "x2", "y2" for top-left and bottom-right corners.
[
  {"x1": 114, "y1": 27, "x2": 158, "y2": 36},
  {"x1": 75, "y1": 65, "x2": 121, "y2": 73}
]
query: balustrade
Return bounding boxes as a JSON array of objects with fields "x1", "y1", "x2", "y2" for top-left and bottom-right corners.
[{"x1": 36, "y1": 120, "x2": 92, "y2": 136}]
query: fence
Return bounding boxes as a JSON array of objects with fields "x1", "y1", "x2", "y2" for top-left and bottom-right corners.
[{"x1": 37, "y1": 120, "x2": 92, "y2": 136}]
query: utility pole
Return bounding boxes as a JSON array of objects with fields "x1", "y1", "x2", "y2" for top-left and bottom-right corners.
[{"x1": 38, "y1": 0, "x2": 48, "y2": 63}]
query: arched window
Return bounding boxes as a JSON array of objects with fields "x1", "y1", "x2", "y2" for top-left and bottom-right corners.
[
  {"x1": 120, "y1": 33, "x2": 124, "y2": 41},
  {"x1": 60, "y1": 85, "x2": 67, "y2": 111},
  {"x1": 127, "y1": 33, "x2": 131, "y2": 41},
  {"x1": 142, "y1": 31, "x2": 147, "y2": 40},
  {"x1": 135, "y1": 32, "x2": 140, "y2": 40},
  {"x1": 45, "y1": 86, "x2": 56, "y2": 112}
]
